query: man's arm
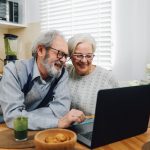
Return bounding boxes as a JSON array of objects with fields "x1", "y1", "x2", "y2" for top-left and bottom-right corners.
[{"x1": 0, "y1": 64, "x2": 71, "y2": 130}]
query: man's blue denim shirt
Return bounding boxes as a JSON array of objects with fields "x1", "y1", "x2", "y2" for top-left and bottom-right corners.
[{"x1": 0, "y1": 57, "x2": 71, "y2": 130}]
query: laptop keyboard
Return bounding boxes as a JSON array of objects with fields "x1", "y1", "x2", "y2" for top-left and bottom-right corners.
[{"x1": 81, "y1": 131, "x2": 92, "y2": 140}]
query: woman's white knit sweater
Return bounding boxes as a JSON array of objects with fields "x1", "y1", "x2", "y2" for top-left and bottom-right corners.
[{"x1": 67, "y1": 65, "x2": 119, "y2": 115}]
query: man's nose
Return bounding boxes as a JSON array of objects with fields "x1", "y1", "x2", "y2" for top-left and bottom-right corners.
[{"x1": 59, "y1": 56, "x2": 67, "y2": 63}]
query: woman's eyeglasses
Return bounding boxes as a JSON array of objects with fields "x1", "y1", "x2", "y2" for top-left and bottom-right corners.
[{"x1": 72, "y1": 53, "x2": 95, "y2": 61}]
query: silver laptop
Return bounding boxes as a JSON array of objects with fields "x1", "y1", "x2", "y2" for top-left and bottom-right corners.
[{"x1": 70, "y1": 85, "x2": 150, "y2": 149}]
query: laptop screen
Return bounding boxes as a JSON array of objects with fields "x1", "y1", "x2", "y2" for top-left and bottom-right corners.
[{"x1": 91, "y1": 85, "x2": 150, "y2": 148}]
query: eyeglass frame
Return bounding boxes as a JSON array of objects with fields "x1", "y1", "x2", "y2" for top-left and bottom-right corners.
[
  {"x1": 45, "y1": 46, "x2": 70, "y2": 61},
  {"x1": 72, "y1": 53, "x2": 95, "y2": 61}
]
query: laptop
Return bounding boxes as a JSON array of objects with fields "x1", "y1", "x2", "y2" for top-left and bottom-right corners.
[{"x1": 70, "y1": 85, "x2": 150, "y2": 149}]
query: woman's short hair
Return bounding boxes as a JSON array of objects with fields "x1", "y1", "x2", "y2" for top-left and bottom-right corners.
[
  {"x1": 68, "y1": 33, "x2": 96, "y2": 56},
  {"x1": 32, "y1": 30, "x2": 65, "y2": 58}
]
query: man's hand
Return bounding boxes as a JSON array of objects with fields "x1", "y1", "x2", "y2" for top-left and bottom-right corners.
[{"x1": 58, "y1": 109, "x2": 85, "y2": 128}]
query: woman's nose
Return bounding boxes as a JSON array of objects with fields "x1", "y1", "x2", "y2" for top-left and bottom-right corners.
[{"x1": 80, "y1": 56, "x2": 88, "y2": 62}]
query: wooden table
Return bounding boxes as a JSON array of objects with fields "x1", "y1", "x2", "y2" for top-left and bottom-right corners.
[{"x1": 0, "y1": 123, "x2": 150, "y2": 150}]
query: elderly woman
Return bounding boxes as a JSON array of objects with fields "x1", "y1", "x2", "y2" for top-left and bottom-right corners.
[{"x1": 67, "y1": 33, "x2": 119, "y2": 115}]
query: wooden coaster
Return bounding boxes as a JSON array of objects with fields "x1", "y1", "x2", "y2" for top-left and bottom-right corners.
[{"x1": 0, "y1": 128, "x2": 38, "y2": 149}]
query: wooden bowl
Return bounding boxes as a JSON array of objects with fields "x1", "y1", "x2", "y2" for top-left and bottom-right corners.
[{"x1": 34, "y1": 128, "x2": 77, "y2": 150}]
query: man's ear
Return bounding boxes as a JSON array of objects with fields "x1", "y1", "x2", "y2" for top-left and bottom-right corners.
[{"x1": 37, "y1": 45, "x2": 46, "y2": 57}]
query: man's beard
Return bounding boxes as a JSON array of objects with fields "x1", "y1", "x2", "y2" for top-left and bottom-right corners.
[{"x1": 41, "y1": 57, "x2": 62, "y2": 78}]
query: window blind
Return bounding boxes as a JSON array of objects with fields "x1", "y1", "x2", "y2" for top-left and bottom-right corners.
[{"x1": 40, "y1": 0, "x2": 112, "y2": 69}]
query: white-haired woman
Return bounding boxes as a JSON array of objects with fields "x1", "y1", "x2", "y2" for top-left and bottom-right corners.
[{"x1": 67, "y1": 33, "x2": 119, "y2": 115}]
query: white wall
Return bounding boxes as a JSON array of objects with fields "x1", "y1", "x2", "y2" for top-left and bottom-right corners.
[
  {"x1": 112, "y1": 0, "x2": 150, "y2": 81},
  {"x1": 26, "y1": 0, "x2": 40, "y2": 23},
  {"x1": 27, "y1": 0, "x2": 150, "y2": 81}
]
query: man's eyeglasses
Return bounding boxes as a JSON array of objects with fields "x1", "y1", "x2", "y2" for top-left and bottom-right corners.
[
  {"x1": 45, "y1": 46, "x2": 70, "y2": 61},
  {"x1": 72, "y1": 53, "x2": 95, "y2": 61}
]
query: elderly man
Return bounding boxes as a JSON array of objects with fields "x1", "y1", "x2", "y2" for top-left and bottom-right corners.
[{"x1": 0, "y1": 30, "x2": 85, "y2": 130}]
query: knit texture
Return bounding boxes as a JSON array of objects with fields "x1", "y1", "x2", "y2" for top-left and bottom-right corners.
[{"x1": 67, "y1": 65, "x2": 119, "y2": 115}]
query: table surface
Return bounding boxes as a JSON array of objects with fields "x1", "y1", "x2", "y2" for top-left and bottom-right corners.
[{"x1": 0, "y1": 123, "x2": 150, "y2": 150}]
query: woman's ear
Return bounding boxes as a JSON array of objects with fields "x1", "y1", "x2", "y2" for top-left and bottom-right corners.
[{"x1": 37, "y1": 45, "x2": 46, "y2": 57}]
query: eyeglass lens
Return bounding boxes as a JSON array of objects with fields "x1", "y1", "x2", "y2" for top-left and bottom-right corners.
[{"x1": 45, "y1": 46, "x2": 69, "y2": 61}]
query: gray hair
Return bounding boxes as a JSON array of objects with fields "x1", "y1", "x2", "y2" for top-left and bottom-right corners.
[
  {"x1": 68, "y1": 33, "x2": 96, "y2": 56},
  {"x1": 32, "y1": 30, "x2": 65, "y2": 57}
]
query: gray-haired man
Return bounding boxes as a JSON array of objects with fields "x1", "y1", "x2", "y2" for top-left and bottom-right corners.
[{"x1": 0, "y1": 30, "x2": 85, "y2": 130}]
